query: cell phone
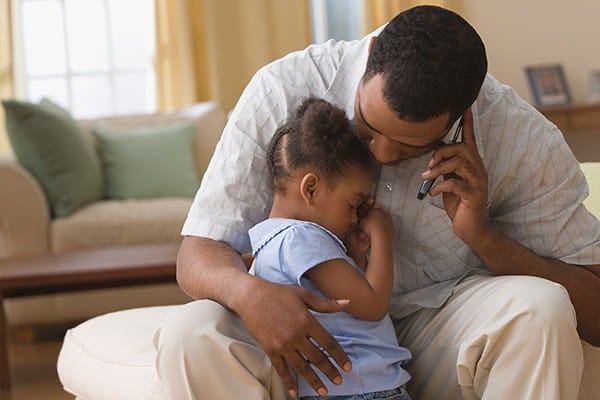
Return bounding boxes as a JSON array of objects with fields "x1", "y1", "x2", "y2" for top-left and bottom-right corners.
[{"x1": 417, "y1": 116, "x2": 464, "y2": 200}]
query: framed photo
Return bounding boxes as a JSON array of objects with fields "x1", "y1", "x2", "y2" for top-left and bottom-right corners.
[{"x1": 525, "y1": 65, "x2": 572, "y2": 107}]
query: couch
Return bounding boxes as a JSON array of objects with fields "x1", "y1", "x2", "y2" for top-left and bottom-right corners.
[
  {"x1": 57, "y1": 163, "x2": 600, "y2": 399},
  {"x1": 0, "y1": 100, "x2": 227, "y2": 325}
]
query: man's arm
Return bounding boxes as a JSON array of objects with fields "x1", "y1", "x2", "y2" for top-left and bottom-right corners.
[
  {"x1": 176, "y1": 236, "x2": 352, "y2": 397},
  {"x1": 426, "y1": 109, "x2": 600, "y2": 345}
]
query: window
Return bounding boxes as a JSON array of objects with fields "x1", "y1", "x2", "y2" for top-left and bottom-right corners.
[
  {"x1": 11, "y1": 0, "x2": 156, "y2": 119},
  {"x1": 309, "y1": 0, "x2": 364, "y2": 44}
]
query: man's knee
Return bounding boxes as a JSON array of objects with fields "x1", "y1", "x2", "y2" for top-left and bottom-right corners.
[
  {"x1": 154, "y1": 300, "x2": 279, "y2": 398},
  {"x1": 154, "y1": 300, "x2": 239, "y2": 357},
  {"x1": 499, "y1": 276, "x2": 576, "y2": 331},
  {"x1": 457, "y1": 276, "x2": 583, "y2": 399}
]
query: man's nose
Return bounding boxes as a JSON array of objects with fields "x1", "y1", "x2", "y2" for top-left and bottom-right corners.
[{"x1": 367, "y1": 135, "x2": 402, "y2": 164}]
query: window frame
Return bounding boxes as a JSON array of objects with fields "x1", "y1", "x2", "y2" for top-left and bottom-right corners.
[{"x1": 10, "y1": 0, "x2": 156, "y2": 118}]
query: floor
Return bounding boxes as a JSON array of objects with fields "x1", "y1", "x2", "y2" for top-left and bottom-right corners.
[{"x1": 0, "y1": 339, "x2": 71, "y2": 400}]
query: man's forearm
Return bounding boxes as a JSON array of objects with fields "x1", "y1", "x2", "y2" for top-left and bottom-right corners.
[
  {"x1": 473, "y1": 227, "x2": 600, "y2": 345},
  {"x1": 176, "y1": 236, "x2": 257, "y2": 312}
]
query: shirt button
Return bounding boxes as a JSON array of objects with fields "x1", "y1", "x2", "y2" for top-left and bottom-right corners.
[{"x1": 384, "y1": 184, "x2": 393, "y2": 192}]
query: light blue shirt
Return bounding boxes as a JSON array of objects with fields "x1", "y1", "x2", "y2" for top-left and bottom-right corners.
[{"x1": 249, "y1": 218, "x2": 411, "y2": 397}]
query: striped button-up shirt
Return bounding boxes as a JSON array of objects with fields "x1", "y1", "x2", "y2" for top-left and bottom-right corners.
[{"x1": 182, "y1": 31, "x2": 600, "y2": 319}]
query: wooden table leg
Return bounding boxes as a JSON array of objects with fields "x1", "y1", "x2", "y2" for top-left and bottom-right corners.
[{"x1": 0, "y1": 294, "x2": 10, "y2": 389}]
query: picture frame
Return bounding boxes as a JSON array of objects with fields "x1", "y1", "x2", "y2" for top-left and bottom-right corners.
[{"x1": 525, "y1": 65, "x2": 572, "y2": 107}]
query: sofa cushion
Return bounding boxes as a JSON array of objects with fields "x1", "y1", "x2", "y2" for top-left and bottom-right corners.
[
  {"x1": 93, "y1": 122, "x2": 199, "y2": 199},
  {"x1": 2, "y1": 98, "x2": 104, "y2": 217},
  {"x1": 79, "y1": 101, "x2": 227, "y2": 181},
  {"x1": 57, "y1": 306, "x2": 174, "y2": 400},
  {"x1": 51, "y1": 198, "x2": 192, "y2": 253}
]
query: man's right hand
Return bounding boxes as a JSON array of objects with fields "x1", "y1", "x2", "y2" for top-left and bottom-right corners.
[
  {"x1": 177, "y1": 236, "x2": 351, "y2": 396},
  {"x1": 235, "y1": 278, "x2": 352, "y2": 397}
]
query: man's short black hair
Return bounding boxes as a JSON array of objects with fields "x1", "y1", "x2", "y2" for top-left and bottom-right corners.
[{"x1": 364, "y1": 5, "x2": 488, "y2": 127}]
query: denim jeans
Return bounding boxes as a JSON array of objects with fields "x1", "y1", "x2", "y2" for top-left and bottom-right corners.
[{"x1": 300, "y1": 386, "x2": 412, "y2": 400}]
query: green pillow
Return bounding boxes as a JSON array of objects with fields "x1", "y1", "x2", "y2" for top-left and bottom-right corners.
[
  {"x1": 93, "y1": 122, "x2": 199, "y2": 199},
  {"x1": 2, "y1": 98, "x2": 104, "y2": 217}
]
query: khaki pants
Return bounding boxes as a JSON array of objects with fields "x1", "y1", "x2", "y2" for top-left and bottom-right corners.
[{"x1": 153, "y1": 275, "x2": 583, "y2": 400}]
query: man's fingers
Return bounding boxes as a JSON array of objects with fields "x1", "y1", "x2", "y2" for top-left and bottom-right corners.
[
  {"x1": 302, "y1": 290, "x2": 349, "y2": 314},
  {"x1": 460, "y1": 107, "x2": 476, "y2": 152},
  {"x1": 424, "y1": 154, "x2": 480, "y2": 184},
  {"x1": 300, "y1": 337, "x2": 344, "y2": 386},
  {"x1": 269, "y1": 354, "x2": 298, "y2": 398},
  {"x1": 285, "y1": 350, "x2": 328, "y2": 396},
  {"x1": 308, "y1": 327, "x2": 352, "y2": 375},
  {"x1": 301, "y1": 291, "x2": 352, "y2": 376}
]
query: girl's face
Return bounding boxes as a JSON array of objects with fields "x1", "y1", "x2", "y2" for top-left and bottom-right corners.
[{"x1": 312, "y1": 166, "x2": 373, "y2": 240}]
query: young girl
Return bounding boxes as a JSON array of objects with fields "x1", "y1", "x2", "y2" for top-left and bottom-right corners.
[{"x1": 248, "y1": 98, "x2": 412, "y2": 399}]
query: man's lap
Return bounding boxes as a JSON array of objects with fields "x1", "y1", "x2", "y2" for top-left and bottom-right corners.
[{"x1": 155, "y1": 275, "x2": 582, "y2": 399}]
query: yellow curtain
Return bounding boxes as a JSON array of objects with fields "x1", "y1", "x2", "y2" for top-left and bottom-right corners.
[
  {"x1": 0, "y1": 0, "x2": 14, "y2": 154},
  {"x1": 155, "y1": 0, "x2": 198, "y2": 110},
  {"x1": 155, "y1": 0, "x2": 311, "y2": 112},
  {"x1": 363, "y1": 0, "x2": 448, "y2": 34}
]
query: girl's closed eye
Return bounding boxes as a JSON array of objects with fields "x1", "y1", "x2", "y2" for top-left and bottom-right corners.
[
  {"x1": 356, "y1": 198, "x2": 374, "y2": 219},
  {"x1": 350, "y1": 201, "x2": 366, "y2": 215}
]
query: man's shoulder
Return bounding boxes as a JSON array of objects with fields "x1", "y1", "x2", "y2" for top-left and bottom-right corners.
[
  {"x1": 255, "y1": 38, "x2": 367, "y2": 84},
  {"x1": 278, "y1": 38, "x2": 364, "y2": 64},
  {"x1": 475, "y1": 73, "x2": 551, "y2": 137},
  {"x1": 474, "y1": 74, "x2": 572, "y2": 178},
  {"x1": 477, "y1": 74, "x2": 539, "y2": 118}
]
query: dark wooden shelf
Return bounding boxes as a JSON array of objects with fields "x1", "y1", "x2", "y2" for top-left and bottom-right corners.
[{"x1": 538, "y1": 103, "x2": 600, "y2": 132}]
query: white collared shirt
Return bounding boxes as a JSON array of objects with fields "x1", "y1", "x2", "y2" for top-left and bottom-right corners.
[{"x1": 183, "y1": 34, "x2": 600, "y2": 319}]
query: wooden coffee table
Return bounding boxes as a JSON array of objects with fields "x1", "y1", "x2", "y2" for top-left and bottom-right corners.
[{"x1": 0, "y1": 243, "x2": 180, "y2": 389}]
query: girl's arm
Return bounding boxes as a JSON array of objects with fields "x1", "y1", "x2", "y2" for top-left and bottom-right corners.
[{"x1": 305, "y1": 207, "x2": 394, "y2": 321}]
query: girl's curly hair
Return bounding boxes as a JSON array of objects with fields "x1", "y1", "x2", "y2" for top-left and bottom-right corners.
[{"x1": 267, "y1": 97, "x2": 375, "y2": 194}]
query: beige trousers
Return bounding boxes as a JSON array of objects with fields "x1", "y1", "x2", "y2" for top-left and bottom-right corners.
[{"x1": 153, "y1": 275, "x2": 583, "y2": 400}]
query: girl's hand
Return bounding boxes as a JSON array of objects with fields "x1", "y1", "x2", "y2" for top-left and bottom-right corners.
[
  {"x1": 345, "y1": 227, "x2": 370, "y2": 271},
  {"x1": 360, "y1": 205, "x2": 393, "y2": 238}
]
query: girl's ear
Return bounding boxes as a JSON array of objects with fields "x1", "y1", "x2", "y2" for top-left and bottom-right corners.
[{"x1": 299, "y1": 172, "x2": 319, "y2": 205}]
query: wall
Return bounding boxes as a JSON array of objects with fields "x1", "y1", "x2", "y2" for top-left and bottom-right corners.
[
  {"x1": 453, "y1": 0, "x2": 600, "y2": 161},
  {"x1": 457, "y1": 0, "x2": 600, "y2": 105}
]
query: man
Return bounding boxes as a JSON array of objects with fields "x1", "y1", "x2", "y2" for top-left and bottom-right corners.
[{"x1": 155, "y1": 6, "x2": 600, "y2": 399}]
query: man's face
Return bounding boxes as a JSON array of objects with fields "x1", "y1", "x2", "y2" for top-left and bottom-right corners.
[{"x1": 354, "y1": 74, "x2": 452, "y2": 165}]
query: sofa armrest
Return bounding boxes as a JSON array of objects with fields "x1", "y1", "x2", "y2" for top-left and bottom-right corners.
[{"x1": 0, "y1": 153, "x2": 50, "y2": 258}]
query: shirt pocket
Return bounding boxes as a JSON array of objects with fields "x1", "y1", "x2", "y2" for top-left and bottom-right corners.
[{"x1": 411, "y1": 202, "x2": 480, "y2": 282}]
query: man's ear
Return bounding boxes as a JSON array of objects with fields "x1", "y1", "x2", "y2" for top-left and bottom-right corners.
[
  {"x1": 368, "y1": 36, "x2": 377, "y2": 53},
  {"x1": 299, "y1": 172, "x2": 319, "y2": 205}
]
